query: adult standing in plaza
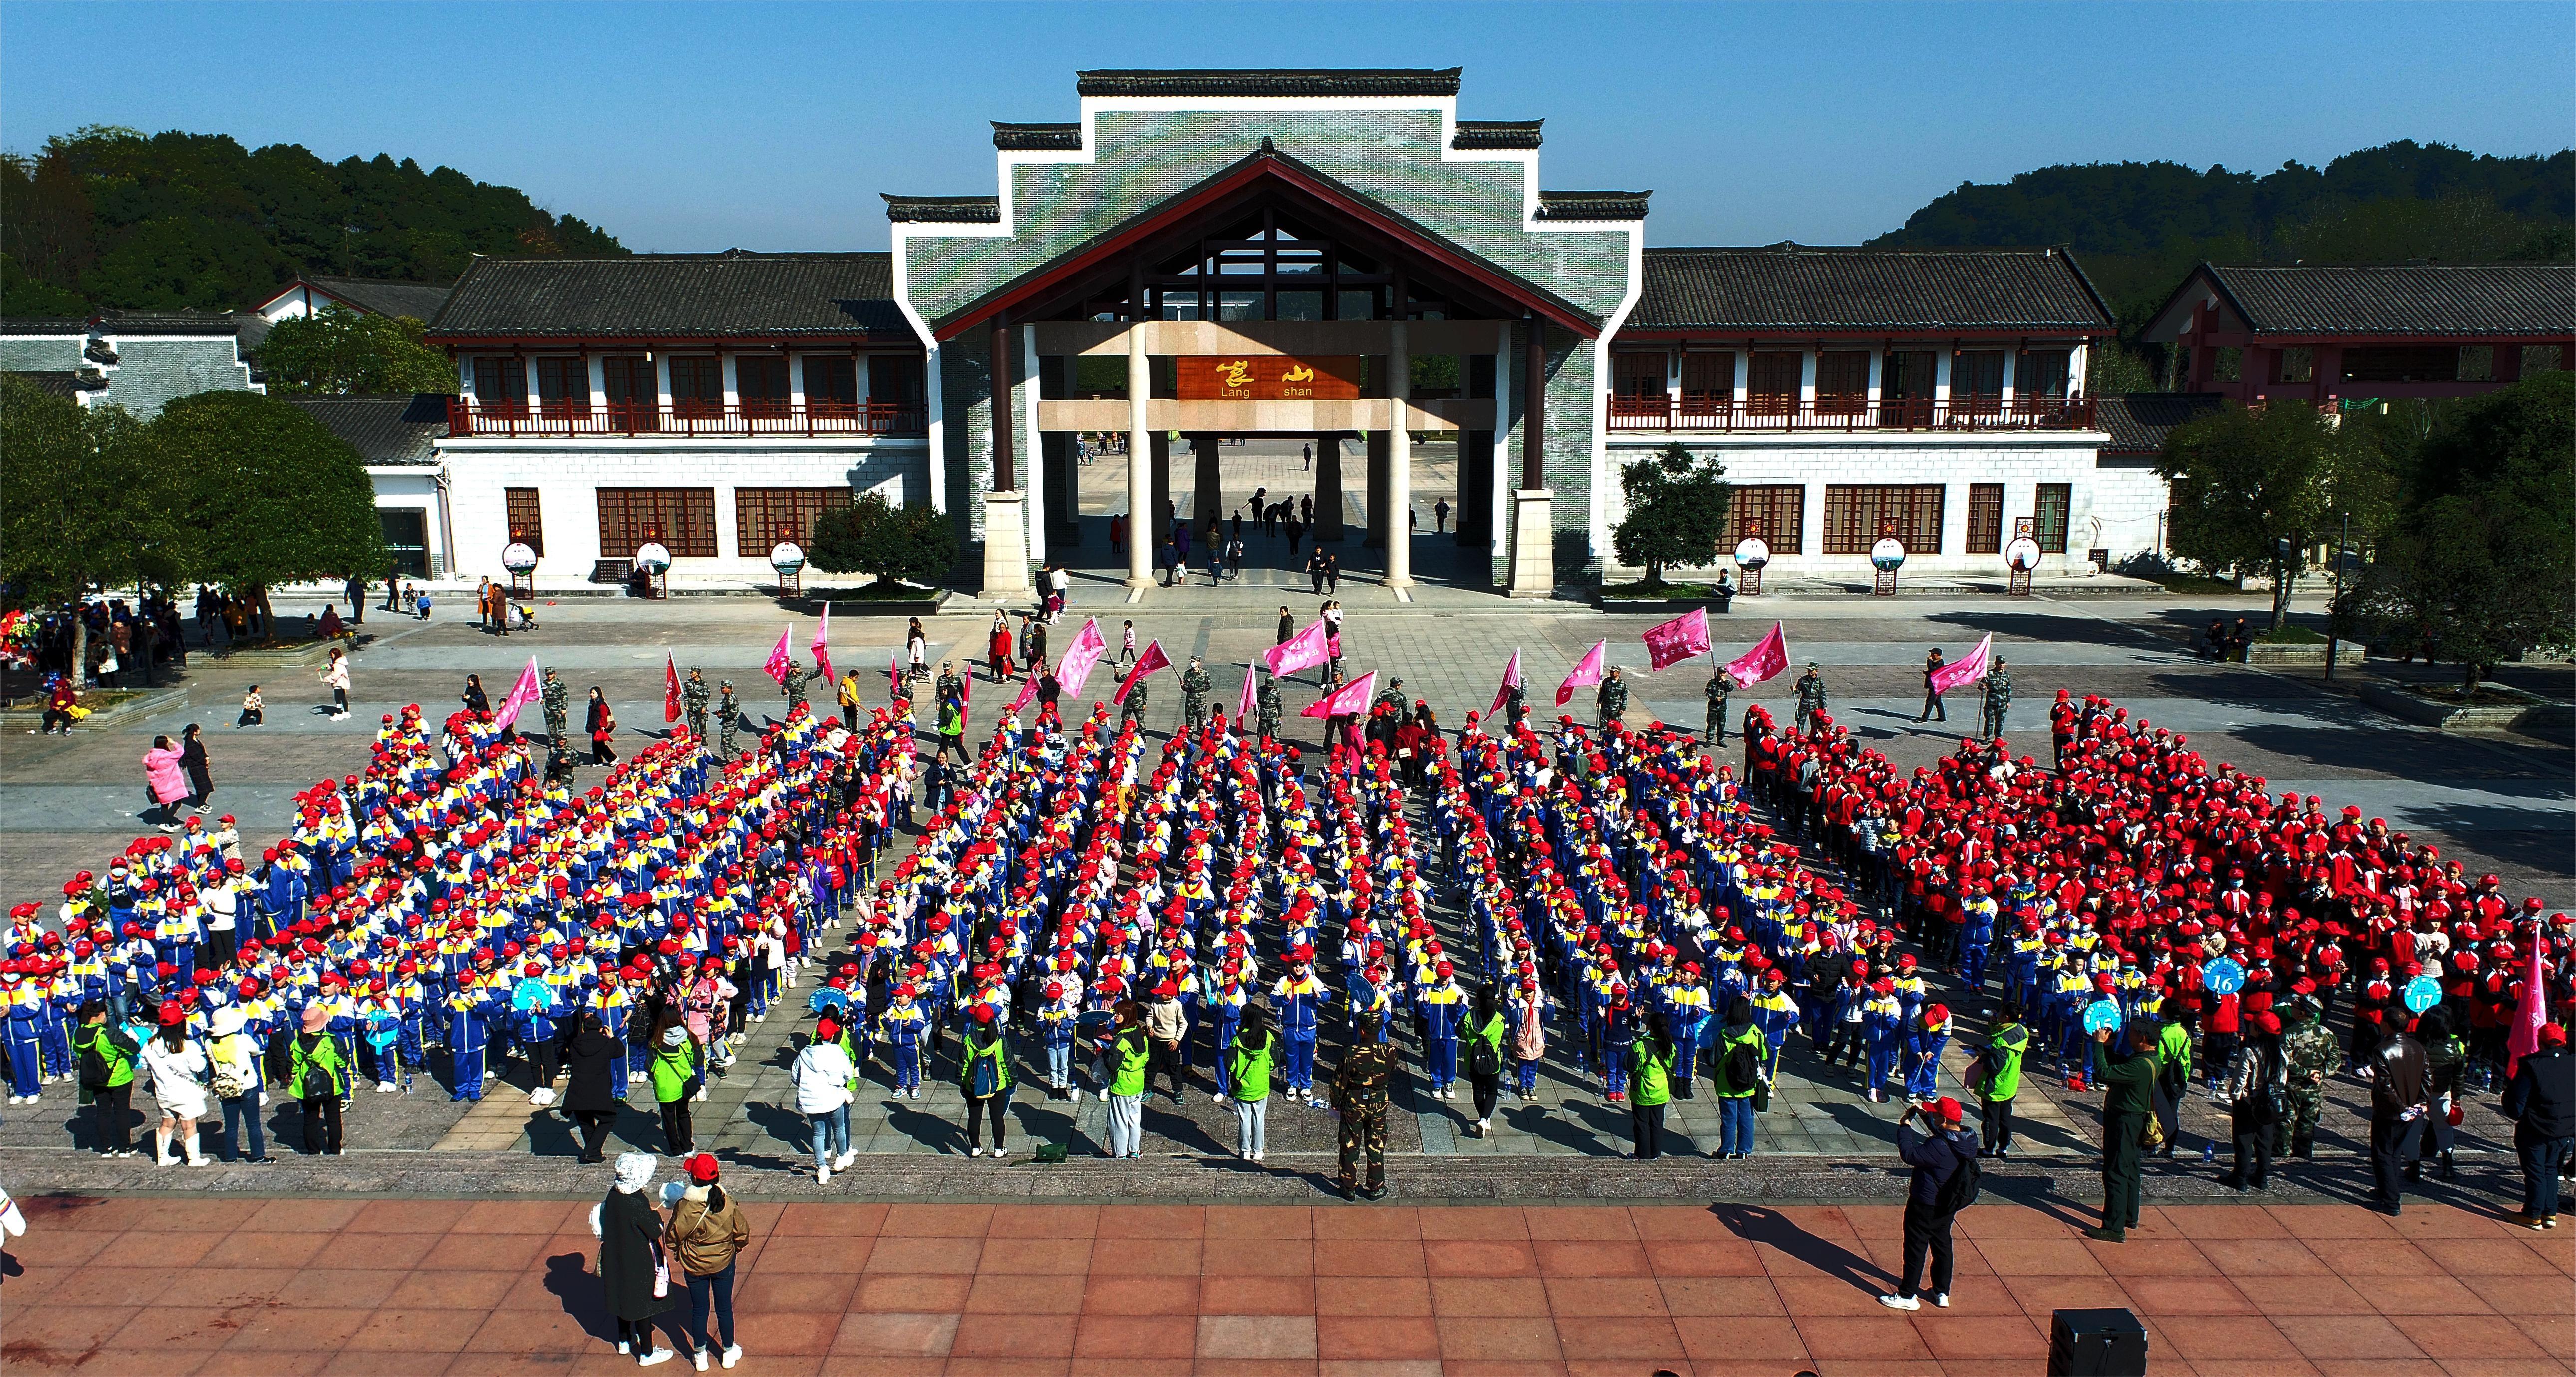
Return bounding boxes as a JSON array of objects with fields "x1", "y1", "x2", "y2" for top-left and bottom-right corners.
[
  {"x1": 321, "y1": 646, "x2": 351, "y2": 717},
  {"x1": 141, "y1": 734, "x2": 188, "y2": 833},
  {"x1": 542, "y1": 668, "x2": 571, "y2": 748},
  {"x1": 2502, "y1": 1023, "x2": 2573, "y2": 1228},
  {"x1": 1881, "y1": 1096, "x2": 1977, "y2": 1311},
  {"x1": 1704, "y1": 668, "x2": 1734, "y2": 744},
  {"x1": 666, "y1": 1152, "x2": 749, "y2": 1371},
  {"x1": 2364, "y1": 1012, "x2": 2432, "y2": 1216},
  {"x1": 1916, "y1": 647, "x2": 1948, "y2": 722},
  {"x1": 140, "y1": 1006, "x2": 212, "y2": 1166},
  {"x1": 587, "y1": 688, "x2": 619, "y2": 766},
  {"x1": 1712, "y1": 996, "x2": 1763, "y2": 1158},
  {"x1": 1793, "y1": 662, "x2": 1826, "y2": 734},
  {"x1": 1101, "y1": 1001, "x2": 1149, "y2": 1160},
  {"x1": 562, "y1": 1011, "x2": 625, "y2": 1164},
  {"x1": 681, "y1": 669, "x2": 710, "y2": 745},
  {"x1": 290, "y1": 1002, "x2": 349, "y2": 1156},
  {"x1": 74, "y1": 1002, "x2": 138, "y2": 1157},
  {"x1": 958, "y1": 1004, "x2": 1014, "y2": 1159},
  {"x1": 1228, "y1": 1004, "x2": 1277, "y2": 1160},
  {"x1": 1595, "y1": 666, "x2": 1628, "y2": 731},
  {"x1": 1333, "y1": 1023, "x2": 1396, "y2": 1200},
  {"x1": 1628, "y1": 1013, "x2": 1677, "y2": 1160},
  {"x1": 652, "y1": 1020, "x2": 700, "y2": 1155},
  {"x1": 793, "y1": 1018, "x2": 856, "y2": 1182},
  {"x1": 177, "y1": 724, "x2": 215, "y2": 814},
  {"x1": 2085, "y1": 1019, "x2": 2156, "y2": 1242},
  {"x1": 1971, "y1": 1003, "x2": 2027, "y2": 1159},
  {"x1": 1978, "y1": 657, "x2": 2012, "y2": 740},
  {"x1": 208, "y1": 1005, "x2": 272, "y2": 1164},
  {"x1": 593, "y1": 1152, "x2": 680, "y2": 1365},
  {"x1": 2218, "y1": 1010, "x2": 2284, "y2": 1191}
]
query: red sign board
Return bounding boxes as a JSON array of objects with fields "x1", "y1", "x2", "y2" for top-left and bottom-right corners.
[{"x1": 1174, "y1": 355, "x2": 1361, "y2": 402}]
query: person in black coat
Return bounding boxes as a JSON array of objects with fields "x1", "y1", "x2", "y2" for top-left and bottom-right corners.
[
  {"x1": 561, "y1": 1013, "x2": 624, "y2": 1163},
  {"x1": 462, "y1": 674, "x2": 490, "y2": 716},
  {"x1": 177, "y1": 723, "x2": 215, "y2": 813},
  {"x1": 1882, "y1": 1095, "x2": 1977, "y2": 1311},
  {"x1": 2503, "y1": 1023, "x2": 2575, "y2": 1229},
  {"x1": 594, "y1": 1153, "x2": 680, "y2": 1361}
]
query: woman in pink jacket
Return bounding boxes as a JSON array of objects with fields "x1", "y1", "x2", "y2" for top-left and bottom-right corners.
[{"x1": 142, "y1": 734, "x2": 188, "y2": 833}]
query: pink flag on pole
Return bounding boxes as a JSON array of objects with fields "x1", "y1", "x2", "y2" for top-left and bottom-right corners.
[
  {"x1": 1238, "y1": 662, "x2": 1259, "y2": 722},
  {"x1": 492, "y1": 656, "x2": 543, "y2": 731},
  {"x1": 1929, "y1": 633, "x2": 1993, "y2": 696},
  {"x1": 763, "y1": 627, "x2": 794, "y2": 685},
  {"x1": 1112, "y1": 639, "x2": 1170, "y2": 704},
  {"x1": 1301, "y1": 670, "x2": 1376, "y2": 719},
  {"x1": 2506, "y1": 941, "x2": 2548, "y2": 1081},
  {"x1": 1489, "y1": 650, "x2": 1523, "y2": 716},
  {"x1": 1723, "y1": 622, "x2": 1790, "y2": 687},
  {"x1": 1642, "y1": 608, "x2": 1712, "y2": 671},
  {"x1": 810, "y1": 606, "x2": 834, "y2": 688},
  {"x1": 1264, "y1": 618, "x2": 1334, "y2": 677},
  {"x1": 1555, "y1": 640, "x2": 1606, "y2": 707},
  {"x1": 1055, "y1": 618, "x2": 1108, "y2": 699},
  {"x1": 1007, "y1": 662, "x2": 1039, "y2": 715}
]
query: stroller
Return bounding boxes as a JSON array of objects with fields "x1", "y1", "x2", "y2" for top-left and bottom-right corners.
[{"x1": 507, "y1": 602, "x2": 539, "y2": 633}]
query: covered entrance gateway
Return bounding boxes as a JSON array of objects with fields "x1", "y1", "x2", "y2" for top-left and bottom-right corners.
[{"x1": 890, "y1": 68, "x2": 1644, "y2": 601}]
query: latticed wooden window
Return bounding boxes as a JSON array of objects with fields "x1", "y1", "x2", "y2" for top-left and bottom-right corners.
[
  {"x1": 1679, "y1": 352, "x2": 1734, "y2": 405},
  {"x1": 597, "y1": 488, "x2": 719, "y2": 558},
  {"x1": 1727, "y1": 485, "x2": 1806, "y2": 554},
  {"x1": 1815, "y1": 351, "x2": 1869, "y2": 414},
  {"x1": 1747, "y1": 351, "x2": 1801, "y2": 415},
  {"x1": 505, "y1": 488, "x2": 545, "y2": 555},
  {"x1": 733, "y1": 487, "x2": 854, "y2": 554},
  {"x1": 1612, "y1": 353, "x2": 1668, "y2": 400},
  {"x1": 2034, "y1": 483, "x2": 2072, "y2": 554},
  {"x1": 1965, "y1": 484, "x2": 2004, "y2": 554},
  {"x1": 1823, "y1": 484, "x2": 1945, "y2": 555}
]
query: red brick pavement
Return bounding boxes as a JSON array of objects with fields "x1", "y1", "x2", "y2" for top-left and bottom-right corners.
[{"x1": 2, "y1": 1195, "x2": 2570, "y2": 1376}]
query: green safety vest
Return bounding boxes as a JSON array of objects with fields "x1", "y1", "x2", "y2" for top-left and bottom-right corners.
[
  {"x1": 958, "y1": 1035, "x2": 1013, "y2": 1099},
  {"x1": 1715, "y1": 1024, "x2": 1764, "y2": 1098},
  {"x1": 1630, "y1": 1036, "x2": 1674, "y2": 1108},
  {"x1": 651, "y1": 1039, "x2": 698, "y2": 1104},
  {"x1": 290, "y1": 1033, "x2": 348, "y2": 1100},
  {"x1": 1229, "y1": 1034, "x2": 1275, "y2": 1102},
  {"x1": 1984, "y1": 1023, "x2": 2028, "y2": 1102},
  {"x1": 78, "y1": 1024, "x2": 137, "y2": 1089},
  {"x1": 1108, "y1": 1029, "x2": 1150, "y2": 1098}
]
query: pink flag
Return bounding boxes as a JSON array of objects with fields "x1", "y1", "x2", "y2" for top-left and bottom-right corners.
[
  {"x1": 1642, "y1": 608, "x2": 1712, "y2": 671},
  {"x1": 492, "y1": 656, "x2": 543, "y2": 731},
  {"x1": 1007, "y1": 662, "x2": 1039, "y2": 715},
  {"x1": 1555, "y1": 640, "x2": 1606, "y2": 707},
  {"x1": 1055, "y1": 618, "x2": 1108, "y2": 700},
  {"x1": 763, "y1": 627, "x2": 794, "y2": 685},
  {"x1": 663, "y1": 655, "x2": 682, "y2": 724},
  {"x1": 1301, "y1": 670, "x2": 1375, "y2": 719},
  {"x1": 1723, "y1": 622, "x2": 1790, "y2": 687},
  {"x1": 1264, "y1": 618, "x2": 1333, "y2": 677},
  {"x1": 810, "y1": 606, "x2": 833, "y2": 689},
  {"x1": 1929, "y1": 633, "x2": 1993, "y2": 696},
  {"x1": 1489, "y1": 650, "x2": 1522, "y2": 716},
  {"x1": 2506, "y1": 941, "x2": 2548, "y2": 1081},
  {"x1": 1112, "y1": 639, "x2": 1170, "y2": 704},
  {"x1": 1238, "y1": 663, "x2": 1259, "y2": 722}
]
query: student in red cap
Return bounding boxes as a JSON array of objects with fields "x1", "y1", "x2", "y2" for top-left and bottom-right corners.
[
  {"x1": 665, "y1": 1152, "x2": 749, "y2": 1370},
  {"x1": 1882, "y1": 1095, "x2": 1978, "y2": 1311}
]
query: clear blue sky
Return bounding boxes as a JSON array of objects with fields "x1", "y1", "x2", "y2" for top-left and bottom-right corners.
[{"x1": 5, "y1": 2, "x2": 2569, "y2": 253}]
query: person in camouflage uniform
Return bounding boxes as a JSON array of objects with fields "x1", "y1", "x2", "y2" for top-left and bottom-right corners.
[
  {"x1": 1979, "y1": 658, "x2": 2013, "y2": 742},
  {"x1": 716, "y1": 681, "x2": 741, "y2": 758},
  {"x1": 1373, "y1": 676, "x2": 1408, "y2": 719},
  {"x1": 780, "y1": 659, "x2": 817, "y2": 713},
  {"x1": 1705, "y1": 669, "x2": 1737, "y2": 744},
  {"x1": 1121, "y1": 673, "x2": 1149, "y2": 731},
  {"x1": 1256, "y1": 672, "x2": 1284, "y2": 741},
  {"x1": 1595, "y1": 666, "x2": 1629, "y2": 730},
  {"x1": 1180, "y1": 656, "x2": 1212, "y2": 730},
  {"x1": 681, "y1": 668, "x2": 711, "y2": 746},
  {"x1": 1794, "y1": 663, "x2": 1828, "y2": 734},
  {"x1": 540, "y1": 668, "x2": 570, "y2": 748},
  {"x1": 2278, "y1": 997, "x2": 2338, "y2": 1157},
  {"x1": 1332, "y1": 1027, "x2": 1397, "y2": 1200},
  {"x1": 933, "y1": 663, "x2": 962, "y2": 720}
]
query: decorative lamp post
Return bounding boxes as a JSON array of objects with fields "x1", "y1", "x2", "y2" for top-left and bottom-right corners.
[
  {"x1": 502, "y1": 542, "x2": 538, "y2": 597},
  {"x1": 1869, "y1": 520, "x2": 1906, "y2": 597},
  {"x1": 2004, "y1": 517, "x2": 2041, "y2": 598},
  {"x1": 769, "y1": 540, "x2": 806, "y2": 599},
  {"x1": 634, "y1": 541, "x2": 671, "y2": 601},
  {"x1": 1732, "y1": 526, "x2": 1771, "y2": 598}
]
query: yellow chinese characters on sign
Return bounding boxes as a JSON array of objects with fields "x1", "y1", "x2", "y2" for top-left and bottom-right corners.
[{"x1": 1175, "y1": 356, "x2": 1362, "y2": 401}]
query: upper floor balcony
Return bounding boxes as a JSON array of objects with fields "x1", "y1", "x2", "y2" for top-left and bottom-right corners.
[
  {"x1": 1605, "y1": 393, "x2": 2097, "y2": 434},
  {"x1": 445, "y1": 397, "x2": 928, "y2": 440}
]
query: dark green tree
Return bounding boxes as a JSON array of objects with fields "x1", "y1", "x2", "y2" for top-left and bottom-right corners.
[
  {"x1": 809, "y1": 494, "x2": 961, "y2": 588},
  {"x1": 0, "y1": 375, "x2": 193, "y2": 675},
  {"x1": 257, "y1": 305, "x2": 456, "y2": 395},
  {"x1": 2157, "y1": 401, "x2": 2393, "y2": 629},
  {"x1": 1610, "y1": 443, "x2": 1731, "y2": 590},
  {"x1": 150, "y1": 391, "x2": 387, "y2": 629}
]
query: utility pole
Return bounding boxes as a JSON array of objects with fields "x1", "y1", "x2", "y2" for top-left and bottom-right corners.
[{"x1": 2323, "y1": 510, "x2": 2351, "y2": 683}]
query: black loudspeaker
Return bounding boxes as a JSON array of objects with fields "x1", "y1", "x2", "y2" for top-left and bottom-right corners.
[{"x1": 2049, "y1": 1307, "x2": 2148, "y2": 1377}]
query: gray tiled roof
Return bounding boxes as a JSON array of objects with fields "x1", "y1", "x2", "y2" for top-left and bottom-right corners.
[
  {"x1": 427, "y1": 252, "x2": 904, "y2": 339},
  {"x1": 2095, "y1": 392, "x2": 2225, "y2": 455},
  {"x1": 4, "y1": 370, "x2": 80, "y2": 397},
  {"x1": 884, "y1": 195, "x2": 1003, "y2": 224},
  {"x1": 1452, "y1": 120, "x2": 1542, "y2": 151},
  {"x1": 300, "y1": 275, "x2": 456, "y2": 321},
  {"x1": 287, "y1": 393, "x2": 450, "y2": 465},
  {"x1": 1075, "y1": 68, "x2": 1461, "y2": 98},
  {"x1": 993, "y1": 123, "x2": 1081, "y2": 152},
  {"x1": 1629, "y1": 244, "x2": 2113, "y2": 333},
  {"x1": 1534, "y1": 191, "x2": 1650, "y2": 222},
  {"x1": 0, "y1": 310, "x2": 247, "y2": 337},
  {"x1": 2203, "y1": 263, "x2": 2576, "y2": 338}
]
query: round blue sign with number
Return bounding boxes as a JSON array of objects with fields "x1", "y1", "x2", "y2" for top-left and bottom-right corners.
[
  {"x1": 2201, "y1": 958, "x2": 2245, "y2": 996},
  {"x1": 2082, "y1": 999, "x2": 2123, "y2": 1035},
  {"x1": 2402, "y1": 974, "x2": 2442, "y2": 1014}
]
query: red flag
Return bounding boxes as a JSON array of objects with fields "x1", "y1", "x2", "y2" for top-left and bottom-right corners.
[
  {"x1": 1723, "y1": 621, "x2": 1790, "y2": 687},
  {"x1": 1555, "y1": 640, "x2": 1605, "y2": 707},
  {"x1": 1642, "y1": 608, "x2": 1711, "y2": 671},
  {"x1": 810, "y1": 606, "x2": 834, "y2": 689},
  {"x1": 1489, "y1": 649, "x2": 1522, "y2": 716},
  {"x1": 2506, "y1": 940, "x2": 2548, "y2": 1081},
  {"x1": 1930, "y1": 633, "x2": 1992, "y2": 696},
  {"x1": 663, "y1": 654, "x2": 682, "y2": 724},
  {"x1": 1301, "y1": 670, "x2": 1375, "y2": 719},
  {"x1": 1264, "y1": 618, "x2": 1333, "y2": 677},
  {"x1": 763, "y1": 627, "x2": 793, "y2": 686},
  {"x1": 492, "y1": 656, "x2": 542, "y2": 731},
  {"x1": 1112, "y1": 639, "x2": 1170, "y2": 704}
]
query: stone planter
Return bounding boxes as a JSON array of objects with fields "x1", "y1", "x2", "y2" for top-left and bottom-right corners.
[
  {"x1": 1597, "y1": 593, "x2": 1734, "y2": 615},
  {"x1": 2243, "y1": 639, "x2": 2366, "y2": 667},
  {"x1": 2359, "y1": 681, "x2": 2572, "y2": 732},
  {"x1": 1, "y1": 684, "x2": 187, "y2": 732},
  {"x1": 209, "y1": 636, "x2": 359, "y2": 668},
  {"x1": 788, "y1": 590, "x2": 951, "y2": 618}
]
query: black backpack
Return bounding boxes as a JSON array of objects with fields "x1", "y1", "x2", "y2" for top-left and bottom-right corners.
[
  {"x1": 1723, "y1": 1037, "x2": 1761, "y2": 1093},
  {"x1": 1935, "y1": 1141, "x2": 1982, "y2": 1214}
]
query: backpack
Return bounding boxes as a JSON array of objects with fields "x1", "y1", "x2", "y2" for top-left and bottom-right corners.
[
  {"x1": 1724, "y1": 1037, "x2": 1761, "y2": 1093},
  {"x1": 1935, "y1": 1141, "x2": 1982, "y2": 1214},
  {"x1": 1468, "y1": 1027, "x2": 1502, "y2": 1078}
]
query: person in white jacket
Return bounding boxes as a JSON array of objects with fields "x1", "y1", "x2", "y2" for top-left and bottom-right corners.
[
  {"x1": 791, "y1": 1018, "x2": 857, "y2": 1184},
  {"x1": 139, "y1": 1016, "x2": 212, "y2": 1167}
]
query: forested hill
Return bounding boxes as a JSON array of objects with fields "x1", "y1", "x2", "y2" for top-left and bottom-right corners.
[
  {"x1": 1869, "y1": 140, "x2": 2575, "y2": 327},
  {"x1": 0, "y1": 125, "x2": 626, "y2": 316}
]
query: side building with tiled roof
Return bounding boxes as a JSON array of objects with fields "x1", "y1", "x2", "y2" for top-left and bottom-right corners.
[{"x1": 0, "y1": 311, "x2": 262, "y2": 420}]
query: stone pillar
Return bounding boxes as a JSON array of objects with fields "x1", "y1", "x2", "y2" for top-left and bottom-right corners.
[
  {"x1": 1125, "y1": 325, "x2": 1152, "y2": 590},
  {"x1": 1149, "y1": 433, "x2": 1171, "y2": 541},
  {"x1": 1507, "y1": 489, "x2": 1554, "y2": 598},
  {"x1": 1386, "y1": 320, "x2": 1413, "y2": 592},
  {"x1": 1192, "y1": 433, "x2": 1222, "y2": 532},
  {"x1": 1363, "y1": 430, "x2": 1390, "y2": 549},
  {"x1": 1314, "y1": 433, "x2": 1343, "y2": 544},
  {"x1": 982, "y1": 491, "x2": 1031, "y2": 598}
]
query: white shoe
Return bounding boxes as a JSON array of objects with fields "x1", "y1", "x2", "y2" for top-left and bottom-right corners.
[
  {"x1": 378, "y1": 1081, "x2": 396, "y2": 1093},
  {"x1": 1250, "y1": 1150, "x2": 1263, "y2": 1162},
  {"x1": 1877, "y1": 1294, "x2": 1920, "y2": 1311},
  {"x1": 721, "y1": 1346, "x2": 741, "y2": 1369},
  {"x1": 692, "y1": 1350, "x2": 709, "y2": 1372},
  {"x1": 817, "y1": 1163, "x2": 831, "y2": 1184},
  {"x1": 1930, "y1": 1292, "x2": 1950, "y2": 1308},
  {"x1": 1213, "y1": 1094, "x2": 1228, "y2": 1104},
  {"x1": 991, "y1": 1148, "x2": 1006, "y2": 1160},
  {"x1": 617, "y1": 1341, "x2": 631, "y2": 1355},
  {"x1": 835, "y1": 1152, "x2": 855, "y2": 1171},
  {"x1": 1477, "y1": 1118, "x2": 1489, "y2": 1135},
  {"x1": 637, "y1": 1348, "x2": 675, "y2": 1367},
  {"x1": 970, "y1": 1147, "x2": 983, "y2": 1157}
]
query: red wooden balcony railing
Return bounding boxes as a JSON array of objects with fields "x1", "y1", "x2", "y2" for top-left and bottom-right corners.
[
  {"x1": 447, "y1": 398, "x2": 928, "y2": 438},
  {"x1": 1605, "y1": 393, "x2": 2096, "y2": 433}
]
